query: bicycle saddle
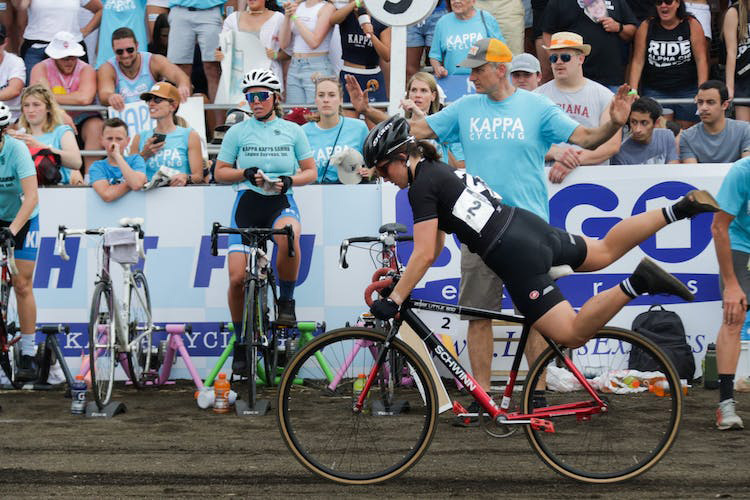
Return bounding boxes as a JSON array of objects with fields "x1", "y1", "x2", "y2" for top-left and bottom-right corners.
[
  {"x1": 379, "y1": 223, "x2": 407, "y2": 235},
  {"x1": 119, "y1": 217, "x2": 144, "y2": 227}
]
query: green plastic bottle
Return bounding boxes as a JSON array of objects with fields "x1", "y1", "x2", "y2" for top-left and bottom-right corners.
[{"x1": 703, "y1": 343, "x2": 719, "y2": 390}]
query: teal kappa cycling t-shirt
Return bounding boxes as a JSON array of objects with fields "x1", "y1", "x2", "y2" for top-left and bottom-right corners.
[
  {"x1": 425, "y1": 90, "x2": 579, "y2": 220},
  {"x1": 217, "y1": 116, "x2": 313, "y2": 195},
  {"x1": 0, "y1": 135, "x2": 38, "y2": 221},
  {"x1": 717, "y1": 157, "x2": 750, "y2": 253}
]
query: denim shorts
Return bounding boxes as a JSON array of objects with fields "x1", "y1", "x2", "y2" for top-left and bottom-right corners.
[
  {"x1": 406, "y1": 8, "x2": 445, "y2": 48},
  {"x1": 640, "y1": 86, "x2": 697, "y2": 123},
  {"x1": 286, "y1": 55, "x2": 335, "y2": 105},
  {"x1": 167, "y1": 5, "x2": 222, "y2": 63}
]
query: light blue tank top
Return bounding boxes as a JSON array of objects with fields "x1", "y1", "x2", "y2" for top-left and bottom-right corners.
[
  {"x1": 96, "y1": 0, "x2": 148, "y2": 69},
  {"x1": 34, "y1": 124, "x2": 75, "y2": 184},
  {"x1": 138, "y1": 126, "x2": 192, "y2": 180},
  {"x1": 108, "y1": 52, "x2": 156, "y2": 104}
]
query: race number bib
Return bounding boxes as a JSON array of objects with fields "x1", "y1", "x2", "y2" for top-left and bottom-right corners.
[{"x1": 452, "y1": 189, "x2": 494, "y2": 233}]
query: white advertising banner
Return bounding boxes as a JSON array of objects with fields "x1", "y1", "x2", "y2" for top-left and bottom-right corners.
[{"x1": 32, "y1": 164, "x2": 735, "y2": 379}]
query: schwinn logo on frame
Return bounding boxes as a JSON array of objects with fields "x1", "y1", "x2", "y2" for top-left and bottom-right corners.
[{"x1": 435, "y1": 344, "x2": 476, "y2": 392}]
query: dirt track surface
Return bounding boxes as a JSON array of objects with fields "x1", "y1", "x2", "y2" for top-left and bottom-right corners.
[{"x1": 0, "y1": 381, "x2": 748, "y2": 498}]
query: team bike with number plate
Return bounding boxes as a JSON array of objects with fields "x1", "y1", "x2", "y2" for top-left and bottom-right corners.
[
  {"x1": 210, "y1": 222, "x2": 295, "y2": 415},
  {"x1": 56, "y1": 218, "x2": 155, "y2": 409},
  {"x1": 277, "y1": 234, "x2": 683, "y2": 485}
]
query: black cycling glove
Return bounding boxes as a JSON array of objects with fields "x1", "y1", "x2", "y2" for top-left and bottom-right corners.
[
  {"x1": 243, "y1": 167, "x2": 260, "y2": 186},
  {"x1": 0, "y1": 227, "x2": 14, "y2": 246},
  {"x1": 279, "y1": 175, "x2": 293, "y2": 194},
  {"x1": 370, "y1": 298, "x2": 399, "y2": 320}
]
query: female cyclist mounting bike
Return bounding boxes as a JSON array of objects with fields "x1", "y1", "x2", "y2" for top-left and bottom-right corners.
[
  {"x1": 214, "y1": 68, "x2": 316, "y2": 371},
  {"x1": 0, "y1": 103, "x2": 40, "y2": 381},
  {"x1": 365, "y1": 115, "x2": 719, "y2": 349}
]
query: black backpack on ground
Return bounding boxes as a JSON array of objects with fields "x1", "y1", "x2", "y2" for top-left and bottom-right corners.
[{"x1": 628, "y1": 304, "x2": 695, "y2": 382}]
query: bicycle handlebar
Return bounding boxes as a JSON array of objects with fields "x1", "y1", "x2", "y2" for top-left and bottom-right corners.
[
  {"x1": 56, "y1": 221, "x2": 145, "y2": 261},
  {"x1": 1, "y1": 239, "x2": 17, "y2": 276},
  {"x1": 338, "y1": 234, "x2": 413, "y2": 269},
  {"x1": 210, "y1": 222, "x2": 295, "y2": 258},
  {"x1": 39, "y1": 324, "x2": 70, "y2": 334}
]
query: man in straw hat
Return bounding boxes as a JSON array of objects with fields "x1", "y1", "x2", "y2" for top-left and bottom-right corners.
[
  {"x1": 348, "y1": 37, "x2": 635, "y2": 421},
  {"x1": 541, "y1": 0, "x2": 636, "y2": 87},
  {"x1": 537, "y1": 31, "x2": 621, "y2": 182}
]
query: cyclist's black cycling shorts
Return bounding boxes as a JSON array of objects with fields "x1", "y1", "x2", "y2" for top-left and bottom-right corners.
[
  {"x1": 228, "y1": 189, "x2": 300, "y2": 254},
  {"x1": 483, "y1": 208, "x2": 588, "y2": 325}
]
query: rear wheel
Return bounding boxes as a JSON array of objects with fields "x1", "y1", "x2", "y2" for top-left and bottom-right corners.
[
  {"x1": 277, "y1": 327, "x2": 438, "y2": 485},
  {"x1": 0, "y1": 277, "x2": 21, "y2": 388},
  {"x1": 89, "y1": 282, "x2": 116, "y2": 408},
  {"x1": 126, "y1": 271, "x2": 153, "y2": 388},
  {"x1": 522, "y1": 327, "x2": 682, "y2": 483}
]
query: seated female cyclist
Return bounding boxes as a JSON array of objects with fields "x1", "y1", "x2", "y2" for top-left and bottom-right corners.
[
  {"x1": 214, "y1": 69, "x2": 316, "y2": 371},
  {"x1": 366, "y1": 116, "x2": 719, "y2": 348},
  {"x1": 0, "y1": 103, "x2": 41, "y2": 380}
]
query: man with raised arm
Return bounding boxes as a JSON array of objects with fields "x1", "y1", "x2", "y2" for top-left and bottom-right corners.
[{"x1": 346, "y1": 37, "x2": 631, "y2": 421}]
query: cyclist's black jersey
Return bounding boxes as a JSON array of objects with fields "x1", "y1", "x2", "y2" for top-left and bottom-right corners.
[{"x1": 408, "y1": 159, "x2": 514, "y2": 258}]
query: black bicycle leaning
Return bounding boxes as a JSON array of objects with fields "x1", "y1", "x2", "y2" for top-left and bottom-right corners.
[
  {"x1": 210, "y1": 222, "x2": 295, "y2": 415},
  {"x1": 277, "y1": 233, "x2": 683, "y2": 485},
  {"x1": 0, "y1": 237, "x2": 21, "y2": 388}
]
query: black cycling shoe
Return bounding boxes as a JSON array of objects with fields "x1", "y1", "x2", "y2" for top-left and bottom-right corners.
[
  {"x1": 276, "y1": 299, "x2": 297, "y2": 327},
  {"x1": 675, "y1": 189, "x2": 720, "y2": 218},
  {"x1": 232, "y1": 343, "x2": 248, "y2": 376},
  {"x1": 16, "y1": 354, "x2": 38, "y2": 382},
  {"x1": 632, "y1": 257, "x2": 694, "y2": 302}
]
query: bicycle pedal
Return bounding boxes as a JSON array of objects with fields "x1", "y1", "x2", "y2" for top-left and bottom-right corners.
[
  {"x1": 530, "y1": 418, "x2": 555, "y2": 433},
  {"x1": 452, "y1": 400, "x2": 467, "y2": 416}
]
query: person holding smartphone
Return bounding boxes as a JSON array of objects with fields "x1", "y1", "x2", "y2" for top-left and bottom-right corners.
[{"x1": 131, "y1": 82, "x2": 204, "y2": 185}]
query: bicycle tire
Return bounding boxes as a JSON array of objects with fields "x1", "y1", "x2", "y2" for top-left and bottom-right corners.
[
  {"x1": 521, "y1": 327, "x2": 683, "y2": 483},
  {"x1": 89, "y1": 282, "x2": 116, "y2": 408},
  {"x1": 241, "y1": 279, "x2": 259, "y2": 406},
  {"x1": 277, "y1": 327, "x2": 439, "y2": 485},
  {"x1": 0, "y1": 277, "x2": 21, "y2": 388},
  {"x1": 127, "y1": 271, "x2": 152, "y2": 388}
]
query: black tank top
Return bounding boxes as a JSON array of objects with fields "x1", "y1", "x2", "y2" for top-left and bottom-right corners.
[
  {"x1": 642, "y1": 17, "x2": 697, "y2": 91},
  {"x1": 730, "y1": 5, "x2": 750, "y2": 79}
]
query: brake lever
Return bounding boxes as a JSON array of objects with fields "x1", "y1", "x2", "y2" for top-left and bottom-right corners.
[
  {"x1": 285, "y1": 225, "x2": 295, "y2": 258},
  {"x1": 339, "y1": 240, "x2": 350, "y2": 269}
]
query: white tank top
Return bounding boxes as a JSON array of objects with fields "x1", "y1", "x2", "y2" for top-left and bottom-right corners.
[{"x1": 291, "y1": 1, "x2": 333, "y2": 54}]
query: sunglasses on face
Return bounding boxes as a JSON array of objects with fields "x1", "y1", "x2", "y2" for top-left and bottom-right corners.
[
  {"x1": 655, "y1": 0, "x2": 675, "y2": 4},
  {"x1": 549, "y1": 53, "x2": 573, "y2": 63},
  {"x1": 245, "y1": 91, "x2": 272, "y2": 102},
  {"x1": 145, "y1": 96, "x2": 171, "y2": 104},
  {"x1": 115, "y1": 47, "x2": 136, "y2": 55}
]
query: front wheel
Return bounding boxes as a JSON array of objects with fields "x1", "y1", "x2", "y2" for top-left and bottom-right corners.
[
  {"x1": 89, "y1": 282, "x2": 116, "y2": 408},
  {"x1": 277, "y1": 327, "x2": 439, "y2": 485},
  {"x1": 522, "y1": 327, "x2": 683, "y2": 483},
  {"x1": 127, "y1": 271, "x2": 153, "y2": 388}
]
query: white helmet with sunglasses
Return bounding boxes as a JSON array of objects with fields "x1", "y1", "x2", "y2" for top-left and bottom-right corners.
[{"x1": 241, "y1": 68, "x2": 282, "y2": 93}]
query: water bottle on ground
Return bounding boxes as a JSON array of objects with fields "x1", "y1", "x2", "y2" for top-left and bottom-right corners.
[
  {"x1": 213, "y1": 373, "x2": 230, "y2": 414},
  {"x1": 703, "y1": 343, "x2": 718, "y2": 389},
  {"x1": 70, "y1": 375, "x2": 87, "y2": 415}
]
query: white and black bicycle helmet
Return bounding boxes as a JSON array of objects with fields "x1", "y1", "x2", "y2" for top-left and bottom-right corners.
[
  {"x1": 0, "y1": 103, "x2": 12, "y2": 127},
  {"x1": 241, "y1": 68, "x2": 282, "y2": 93}
]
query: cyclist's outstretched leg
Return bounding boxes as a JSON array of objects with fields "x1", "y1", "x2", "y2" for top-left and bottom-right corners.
[
  {"x1": 13, "y1": 258, "x2": 38, "y2": 381},
  {"x1": 522, "y1": 327, "x2": 683, "y2": 483},
  {"x1": 578, "y1": 189, "x2": 718, "y2": 271}
]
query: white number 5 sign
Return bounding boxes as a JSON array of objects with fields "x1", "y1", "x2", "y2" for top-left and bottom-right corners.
[{"x1": 367, "y1": 0, "x2": 438, "y2": 26}]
